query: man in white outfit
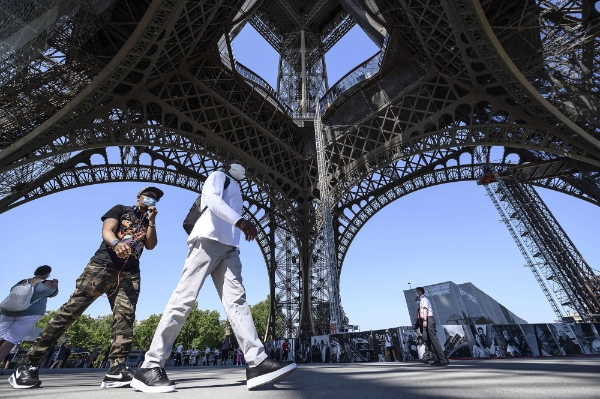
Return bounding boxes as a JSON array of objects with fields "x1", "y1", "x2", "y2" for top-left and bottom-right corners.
[{"x1": 131, "y1": 159, "x2": 296, "y2": 393}]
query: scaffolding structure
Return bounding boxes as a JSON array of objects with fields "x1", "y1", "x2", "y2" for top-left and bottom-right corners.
[{"x1": 477, "y1": 149, "x2": 600, "y2": 323}]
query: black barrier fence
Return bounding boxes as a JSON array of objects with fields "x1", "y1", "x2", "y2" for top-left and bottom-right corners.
[{"x1": 266, "y1": 323, "x2": 600, "y2": 363}]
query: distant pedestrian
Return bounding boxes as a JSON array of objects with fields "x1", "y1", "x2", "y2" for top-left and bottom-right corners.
[
  {"x1": 414, "y1": 287, "x2": 448, "y2": 366},
  {"x1": 50, "y1": 342, "x2": 71, "y2": 369},
  {"x1": 204, "y1": 346, "x2": 210, "y2": 366},
  {"x1": 175, "y1": 344, "x2": 183, "y2": 367},
  {"x1": 221, "y1": 336, "x2": 231, "y2": 365},
  {"x1": 213, "y1": 348, "x2": 219, "y2": 365},
  {"x1": 101, "y1": 348, "x2": 110, "y2": 368},
  {"x1": 282, "y1": 340, "x2": 289, "y2": 362},
  {"x1": 235, "y1": 346, "x2": 243, "y2": 366},
  {"x1": 88, "y1": 346, "x2": 100, "y2": 368},
  {"x1": 192, "y1": 348, "x2": 199, "y2": 366},
  {"x1": 383, "y1": 330, "x2": 396, "y2": 362}
]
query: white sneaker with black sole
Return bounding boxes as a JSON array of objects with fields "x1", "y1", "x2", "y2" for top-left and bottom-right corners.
[
  {"x1": 246, "y1": 359, "x2": 297, "y2": 390},
  {"x1": 8, "y1": 365, "x2": 41, "y2": 389},
  {"x1": 100, "y1": 364, "x2": 134, "y2": 388},
  {"x1": 131, "y1": 367, "x2": 176, "y2": 393}
]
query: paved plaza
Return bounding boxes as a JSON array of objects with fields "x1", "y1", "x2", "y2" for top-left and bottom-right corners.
[{"x1": 1, "y1": 358, "x2": 598, "y2": 399}]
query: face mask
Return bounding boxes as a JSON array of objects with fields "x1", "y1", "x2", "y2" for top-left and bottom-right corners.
[
  {"x1": 229, "y1": 164, "x2": 245, "y2": 180},
  {"x1": 142, "y1": 196, "x2": 157, "y2": 207}
]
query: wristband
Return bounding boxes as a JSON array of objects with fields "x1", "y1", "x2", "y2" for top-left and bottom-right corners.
[{"x1": 110, "y1": 239, "x2": 120, "y2": 247}]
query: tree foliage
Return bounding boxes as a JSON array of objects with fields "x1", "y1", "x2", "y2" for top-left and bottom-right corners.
[
  {"x1": 250, "y1": 295, "x2": 271, "y2": 340},
  {"x1": 250, "y1": 294, "x2": 287, "y2": 340},
  {"x1": 33, "y1": 302, "x2": 230, "y2": 352},
  {"x1": 35, "y1": 311, "x2": 112, "y2": 349},
  {"x1": 133, "y1": 314, "x2": 161, "y2": 350},
  {"x1": 176, "y1": 302, "x2": 225, "y2": 350}
]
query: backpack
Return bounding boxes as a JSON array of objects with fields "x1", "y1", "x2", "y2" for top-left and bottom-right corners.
[
  {"x1": 0, "y1": 279, "x2": 42, "y2": 312},
  {"x1": 183, "y1": 176, "x2": 231, "y2": 235}
]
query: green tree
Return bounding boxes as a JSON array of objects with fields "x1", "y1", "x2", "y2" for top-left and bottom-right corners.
[
  {"x1": 133, "y1": 314, "x2": 161, "y2": 350},
  {"x1": 35, "y1": 311, "x2": 57, "y2": 331},
  {"x1": 85, "y1": 314, "x2": 112, "y2": 349},
  {"x1": 250, "y1": 295, "x2": 271, "y2": 340},
  {"x1": 178, "y1": 303, "x2": 224, "y2": 350},
  {"x1": 250, "y1": 294, "x2": 286, "y2": 340},
  {"x1": 133, "y1": 303, "x2": 225, "y2": 351},
  {"x1": 34, "y1": 312, "x2": 112, "y2": 349}
]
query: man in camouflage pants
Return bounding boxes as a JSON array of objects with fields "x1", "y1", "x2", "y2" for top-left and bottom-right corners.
[{"x1": 9, "y1": 187, "x2": 163, "y2": 390}]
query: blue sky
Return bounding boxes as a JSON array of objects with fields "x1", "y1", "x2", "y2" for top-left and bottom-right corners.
[{"x1": 1, "y1": 25, "x2": 598, "y2": 332}]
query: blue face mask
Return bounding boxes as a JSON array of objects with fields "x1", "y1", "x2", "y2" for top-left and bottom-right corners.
[{"x1": 142, "y1": 196, "x2": 157, "y2": 207}]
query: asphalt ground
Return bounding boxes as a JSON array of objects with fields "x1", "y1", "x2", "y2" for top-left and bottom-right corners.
[{"x1": 1, "y1": 357, "x2": 598, "y2": 399}]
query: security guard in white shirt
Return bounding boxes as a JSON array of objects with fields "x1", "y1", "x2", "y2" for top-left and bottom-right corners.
[{"x1": 415, "y1": 287, "x2": 449, "y2": 366}]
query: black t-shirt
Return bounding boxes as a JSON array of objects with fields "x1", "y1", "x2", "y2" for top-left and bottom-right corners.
[{"x1": 90, "y1": 205, "x2": 149, "y2": 272}]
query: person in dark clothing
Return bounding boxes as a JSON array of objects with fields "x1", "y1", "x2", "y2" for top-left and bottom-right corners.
[
  {"x1": 9, "y1": 187, "x2": 163, "y2": 390},
  {"x1": 50, "y1": 343, "x2": 71, "y2": 369},
  {"x1": 221, "y1": 336, "x2": 231, "y2": 365},
  {"x1": 414, "y1": 287, "x2": 448, "y2": 366},
  {"x1": 282, "y1": 340, "x2": 289, "y2": 362}
]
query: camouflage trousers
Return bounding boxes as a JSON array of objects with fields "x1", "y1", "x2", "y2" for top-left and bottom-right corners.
[{"x1": 28, "y1": 261, "x2": 140, "y2": 367}]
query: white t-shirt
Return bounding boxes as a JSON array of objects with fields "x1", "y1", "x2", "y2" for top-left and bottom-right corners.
[
  {"x1": 419, "y1": 295, "x2": 434, "y2": 319},
  {"x1": 177, "y1": 344, "x2": 183, "y2": 353},
  {"x1": 385, "y1": 333, "x2": 393, "y2": 347},
  {"x1": 188, "y1": 171, "x2": 242, "y2": 247}
]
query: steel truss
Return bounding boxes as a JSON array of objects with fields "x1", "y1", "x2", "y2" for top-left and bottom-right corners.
[
  {"x1": 1, "y1": 0, "x2": 600, "y2": 338},
  {"x1": 476, "y1": 147, "x2": 599, "y2": 318}
]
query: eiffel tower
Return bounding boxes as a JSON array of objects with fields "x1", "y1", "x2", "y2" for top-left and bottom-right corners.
[{"x1": 1, "y1": 0, "x2": 599, "y2": 338}]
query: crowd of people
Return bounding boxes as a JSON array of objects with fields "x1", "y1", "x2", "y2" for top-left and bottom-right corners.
[{"x1": 170, "y1": 343, "x2": 246, "y2": 367}]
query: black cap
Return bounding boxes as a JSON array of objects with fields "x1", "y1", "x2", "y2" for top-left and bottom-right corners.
[{"x1": 138, "y1": 186, "x2": 164, "y2": 199}]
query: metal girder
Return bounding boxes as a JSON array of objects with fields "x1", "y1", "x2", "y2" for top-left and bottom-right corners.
[
  {"x1": 249, "y1": 14, "x2": 281, "y2": 52},
  {"x1": 335, "y1": 151, "x2": 600, "y2": 274},
  {"x1": 303, "y1": 0, "x2": 331, "y2": 26},
  {"x1": 322, "y1": 15, "x2": 357, "y2": 54}
]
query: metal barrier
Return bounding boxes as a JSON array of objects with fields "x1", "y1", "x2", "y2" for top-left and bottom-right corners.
[
  {"x1": 319, "y1": 35, "x2": 389, "y2": 114},
  {"x1": 234, "y1": 62, "x2": 294, "y2": 116}
]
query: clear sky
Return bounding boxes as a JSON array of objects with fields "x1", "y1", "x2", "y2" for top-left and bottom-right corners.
[{"x1": 1, "y1": 25, "x2": 598, "y2": 332}]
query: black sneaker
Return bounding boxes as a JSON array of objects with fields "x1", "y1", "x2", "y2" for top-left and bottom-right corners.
[
  {"x1": 100, "y1": 364, "x2": 134, "y2": 388},
  {"x1": 131, "y1": 367, "x2": 176, "y2": 393},
  {"x1": 246, "y1": 358, "x2": 297, "y2": 390},
  {"x1": 8, "y1": 365, "x2": 41, "y2": 389}
]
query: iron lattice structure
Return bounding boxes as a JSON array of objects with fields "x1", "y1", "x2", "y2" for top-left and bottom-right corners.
[
  {"x1": 476, "y1": 147, "x2": 600, "y2": 322},
  {"x1": 1, "y1": 0, "x2": 600, "y2": 337}
]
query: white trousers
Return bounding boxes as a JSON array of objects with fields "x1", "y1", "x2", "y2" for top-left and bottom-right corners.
[{"x1": 143, "y1": 238, "x2": 267, "y2": 368}]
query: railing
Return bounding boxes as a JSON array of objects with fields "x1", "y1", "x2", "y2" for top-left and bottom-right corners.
[
  {"x1": 234, "y1": 61, "x2": 294, "y2": 116},
  {"x1": 225, "y1": 35, "x2": 390, "y2": 119},
  {"x1": 319, "y1": 35, "x2": 389, "y2": 114}
]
